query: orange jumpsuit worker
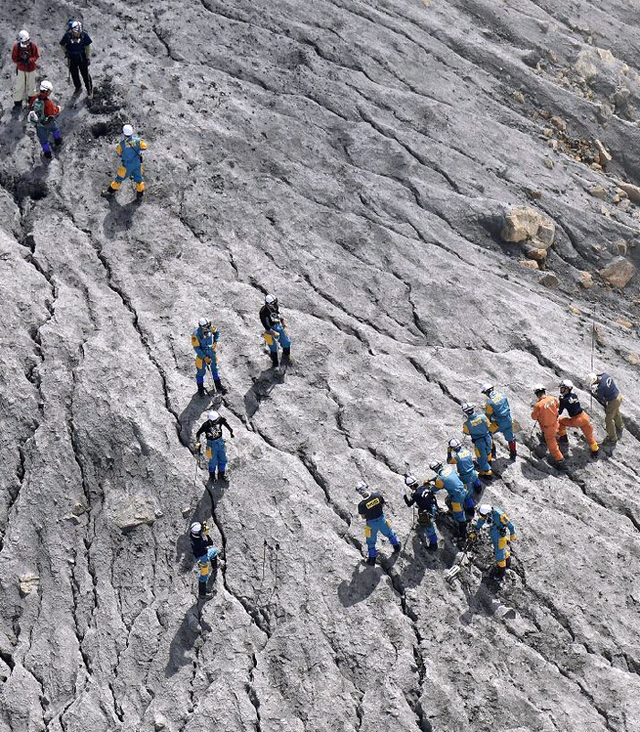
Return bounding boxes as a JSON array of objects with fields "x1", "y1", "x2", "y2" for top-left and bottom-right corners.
[{"x1": 531, "y1": 384, "x2": 565, "y2": 468}]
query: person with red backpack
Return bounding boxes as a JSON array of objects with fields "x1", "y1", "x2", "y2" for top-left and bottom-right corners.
[
  {"x1": 11, "y1": 29, "x2": 39, "y2": 109},
  {"x1": 27, "y1": 81, "x2": 63, "y2": 159}
]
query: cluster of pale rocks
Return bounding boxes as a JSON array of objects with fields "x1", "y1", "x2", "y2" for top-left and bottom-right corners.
[{"x1": 501, "y1": 205, "x2": 636, "y2": 289}]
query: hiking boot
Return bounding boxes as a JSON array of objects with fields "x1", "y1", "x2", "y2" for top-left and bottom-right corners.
[
  {"x1": 213, "y1": 377, "x2": 226, "y2": 394},
  {"x1": 557, "y1": 434, "x2": 569, "y2": 445},
  {"x1": 73, "y1": 86, "x2": 82, "y2": 94},
  {"x1": 269, "y1": 351, "x2": 279, "y2": 369},
  {"x1": 102, "y1": 187, "x2": 115, "y2": 198},
  {"x1": 197, "y1": 383, "x2": 206, "y2": 397},
  {"x1": 491, "y1": 442, "x2": 497, "y2": 459},
  {"x1": 282, "y1": 346, "x2": 291, "y2": 363},
  {"x1": 136, "y1": 190, "x2": 144, "y2": 201},
  {"x1": 480, "y1": 471, "x2": 493, "y2": 481},
  {"x1": 427, "y1": 542, "x2": 438, "y2": 552},
  {"x1": 43, "y1": 150, "x2": 52, "y2": 159},
  {"x1": 54, "y1": 137, "x2": 63, "y2": 147},
  {"x1": 366, "y1": 556, "x2": 376, "y2": 566},
  {"x1": 392, "y1": 543, "x2": 401, "y2": 554},
  {"x1": 552, "y1": 458, "x2": 567, "y2": 471},
  {"x1": 217, "y1": 471, "x2": 228, "y2": 482}
]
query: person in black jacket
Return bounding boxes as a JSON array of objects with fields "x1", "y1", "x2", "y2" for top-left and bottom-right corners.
[
  {"x1": 60, "y1": 20, "x2": 93, "y2": 99},
  {"x1": 357, "y1": 483, "x2": 400, "y2": 565},
  {"x1": 557, "y1": 379, "x2": 598, "y2": 457},
  {"x1": 190, "y1": 522, "x2": 219, "y2": 598},
  {"x1": 403, "y1": 475, "x2": 439, "y2": 551},
  {"x1": 260, "y1": 293, "x2": 291, "y2": 369},
  {"x1": 195, "y1": 410, "x2": 234, "y2": 481}
]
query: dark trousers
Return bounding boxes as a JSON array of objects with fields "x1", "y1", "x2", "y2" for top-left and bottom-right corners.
[{"x1": 69, "y1": 57, "x2": 92, "y2": 93}]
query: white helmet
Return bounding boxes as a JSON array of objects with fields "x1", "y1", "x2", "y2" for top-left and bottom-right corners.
[
  {"x1": 198, "y1": 317, "x2": 211, "y2": 329},
  {"x1": 448, "y1": 438, "x2": 462, "y2": 451},
  {"x1": 207, "y1": 411, "x2": 220, "y2": 422},
  {"x1": 461, "y1": 402, "x2": 475, "y2": 416},
  {"x1": 587, "y1": 372, "x2": 598, "y2": 386},
  {"x1": 533, "y1": 383, "x2": 546, "y2": 395},
  {"x1": 40, "y1": 80, "x2": 53, "y2": 92},
  {"x1": 560, "y1": 379, "x2": 574, "y2": 391},
  {"x1": 18, "y1": 30, "x2": 30, "y2": 42},
  {"x1": 70, "y1": 20, "x2": 82, "y2": 31},
  {"x1": 404, "y1": 475, "x2": 419, "y2": 488},
  {"x1": 355, "y1": 482, "x2": 369, "y2": 497},
  {"x1": 190, "y1": 522, "x2": 202, "y2": 536},
  {"x1": 265, "y1": 293, "x2": 277, "y2": 305},
  {"x1": 429, "y1": 460, "x2": 443, "y2": 473},
  {"x1": 478, "y1": 504, "x2": 492, "y2": 518},
  {"x1": 122, "y1": 124, "x2": 134, "y2": 137}
]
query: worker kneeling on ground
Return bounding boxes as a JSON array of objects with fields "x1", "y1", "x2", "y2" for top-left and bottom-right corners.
[
  {"x1": 190, "y1": 521, "x2": 219, "y2": 599},
  {"x1": 468, "y1": 504, "x2": 517, "y2": 580}
]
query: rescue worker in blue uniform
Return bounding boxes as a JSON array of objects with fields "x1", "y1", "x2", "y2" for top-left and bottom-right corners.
[
  {"x1": 102, "y1": 124, "x2": 148, "y2": 201},
  {"x1": 469, "y1": 504, "x2": 517, "y2": 579},
  {"x1": 403, "y1": 475, "x2": 439, "y2": 551},
  {"x1": 481, "y1": 384, "x2": 517, "y2": 460},
  {"x1": 195, "y1": 410, "x2": 234, "y2": 481},
  {"x1": 428, "y1": 460, "x2": 471, "y2": 545},
  {"x1": 447, "y1": 438, "x2": 482, "y2": 510},
  {"x1": 191, "y1": 317, "x2": 223, "y2": 396},
  {"x1": 588, "y1": 372, "x2": 624, "y2": 445},
  {"x1": 260, "y1": 294, "x2": 291, "y2": 369},
  {"x1": 462, "y1": 403, "x2": 493, "y2": 478},
  {"x1": 190, "y1": 521, "x2": 219, "y2": 598},
  {"x1": 357, "y1": 483, "x2": 400, "y2": 565}
]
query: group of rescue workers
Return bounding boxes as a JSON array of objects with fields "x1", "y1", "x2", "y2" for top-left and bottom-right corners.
[
  {"x1": 355, "y1": 372, "x2": 624, "y2": 581},
  {"x1": 14, "y1": 26, "x2": 625, "y2": 599},
  {"x1": 189, "y1": 294, "x2": 292, "y2": 597},
  {"x1": 11, "y1": 24, "x2": 147, "y2": 198}
]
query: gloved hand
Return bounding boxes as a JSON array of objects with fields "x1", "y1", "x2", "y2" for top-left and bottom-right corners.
[
  {"x1": 229, "y1": 431, "x2": 235, "y2": 439},
  {"x1": 467, "y1": 531, "x2": 477, "y2": 542},
  {"x1": 195, "y1": 442, "x2": 201, "y2": 450},
  {"x1": 27, "y1": 110, "x2": 38, "y2": 123},
  {"x1": 510, "y1": 534, "x2": 517, "y2": 542},
  {"x1": 204, "y1": 356, "x2": 212, "y2": 365}
]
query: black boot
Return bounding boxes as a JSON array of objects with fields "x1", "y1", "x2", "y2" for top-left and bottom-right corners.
[
  {"x1": 491, "y1": 441, "x2": 496, "y2": 459},
  {"x1": 366, "y1": 556, "x2": 376, "y2": 566},
  {"x1": 213, "y1": 377, "x2": 226, "y2": 394},
  {"x1": 508, "y1": 440, "x2": 517, "y2": 460},
  {"x1": 198, "y1": 582, "x2": 208, "y2": 598},
  {"x1": 282, "y1": 346, "x2": 291, "y2": 363},
  {"x1": 270, "y1": 351, "x2": 279, "y2": 369},
  {"x1": 197, "y1": 383, "x2": 205, "y2": 397}
]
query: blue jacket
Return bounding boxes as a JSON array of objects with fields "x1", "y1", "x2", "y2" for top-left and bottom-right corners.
[
  {"x1": 463, "y1": 413, "x2": 491, "y2": 442},
  {"x1": 433, "y1": 466, "x2": 467, "y2": 504},
  {"x1": 474, "y1": 507, "x2": 517, "y2": 544},
  {"x1": 559, "y1": 392, "x2": 583, "y2": 417},
  {"x1": 591, "y1": 373, "x2": 619, "y2": 405},
  {"x1": 191, "y1": 326, "x2": 219, "y2": 360},
  {"x1": 447, "y1": 447, "x2": 477, "y2": 483},
  {"x1": 484, "y1": 390, "x2": 512, "y2": 422},
  {"x1": 117, "y1": 135, "x2": 147, "y2": 165}
]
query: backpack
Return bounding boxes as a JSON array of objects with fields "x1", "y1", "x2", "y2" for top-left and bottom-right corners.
[{"x1": 31, "y1": 97, "x2": 46, "y2": 124}]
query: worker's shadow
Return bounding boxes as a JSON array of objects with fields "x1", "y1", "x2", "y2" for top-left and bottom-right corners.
[
  {"x1": 165, "y1": 603, "x2": 212, "y2": 678},
  {"x1": 244, "y1": 366, "x2": 285, "y2": 419},
  {"x1": 337, "y1": 560, "x2": 383, "y2": 607},
  {"x1": 393, "y1": 533, "x2": 442, "y2": 590},
  {"x1": 459, "y1": 575, "x2": 499, "y2": 625},
  {"x1": 178, "y1": 393, "x2": 208, "y2": 446},
  {"x1": 102, "y1": 196, "x2": 140, "y2": 236}
]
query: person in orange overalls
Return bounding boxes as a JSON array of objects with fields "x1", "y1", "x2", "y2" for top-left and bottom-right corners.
[
  {"x1": 531, "y1": 384, "x2": 565, "y2": 469},
  {"x1": 557, "y1": 380, "x2": 598, "y2": 458}
]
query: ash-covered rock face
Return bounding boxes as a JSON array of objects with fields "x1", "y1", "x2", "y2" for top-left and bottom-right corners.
[{"x1": 1, "y1": 1, "x2": 640, "y2": 731}]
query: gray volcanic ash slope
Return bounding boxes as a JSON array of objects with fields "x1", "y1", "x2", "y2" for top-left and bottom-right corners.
[{"x1": 0, "y1": 1, "x2": 639, "y2": 731}]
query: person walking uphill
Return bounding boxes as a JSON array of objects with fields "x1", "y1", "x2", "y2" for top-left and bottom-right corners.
[
  {"x1": 558, "y1": 380, "x2": 598, "y2": 458},
  {"x1": 260, "y1": 294, "x2": 291, "y2": 370},
  {"x1": 12, "y1": 29, "x2": 39, "y2": 109},
  {"x1": 589, "y1": 372, "x2": 624, "y2": 446},
  {"x1": 531, "y1": 384, "x2": 565, "y2": 469},
  {"x1": 195, "y1": 410, "x2": 234, "y2": 482},
  {"x1": 60, "y1": 20, "x2": 93, "y2": 100},
  {"x1": 192, "y1": 317, "x2": 224, "y2": 397},
  {"x1": 190, "y1": 521, "x2": 219, "y2": 599},
  {"x1": 27, "y1": 81, "x2": 62, "y2": 159},
  {"x1": 102, "y1": 124, "x2": 147, "y2": 201},
  {"x1": 357, "y1": 483, "x2": 400, "y2": 565},
  {"x1": 428, "y1": 460, "x2": 473, "y2": 546},
  {"x1": 481, "y1": 383, "x2": 517, "y2": 460},
  {"x1": 462, "y1": 403, "x2": 493, "y2": 478}
]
